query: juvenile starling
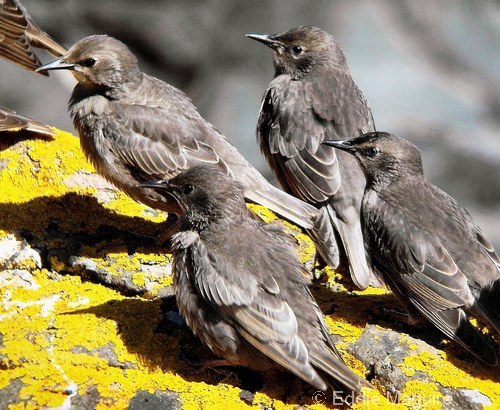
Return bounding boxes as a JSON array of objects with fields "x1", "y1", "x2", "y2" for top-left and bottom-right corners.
[
  {"x1": 142, "y1": 165, "x2": 370, "y2": 394},
  {"x1": 324, "y1": 132, "x2": 500, "y2": 364},
  {"x1": 35, "y1": 35, "x2": 319, "y2": 229},
  {"x1": 247, "y1": 26, "x2": 376, "y2": 289},
  {"x1": 0, "y1": 0, "x2": 66, "y2": 75},
  {"x1": 0, "y1": 106, "x2": 55, "y2": 136}
]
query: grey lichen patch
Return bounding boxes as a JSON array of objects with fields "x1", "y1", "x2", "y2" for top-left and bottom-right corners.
[{"x1": 0, "y1": 378, "x2": 27, "y2": 409}]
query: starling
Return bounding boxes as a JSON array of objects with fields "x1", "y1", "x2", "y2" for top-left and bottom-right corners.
[
  {"x1": 0, "y1": 0, "x2": 66, "y2": 75},
  {"x1": 35, "y1": 35, "x2": 319, "y2": 229},
  {"x1": 141, "y1": 165, "x2": 371, "y2": 394},
  {"x1": 324, "y1": 132, "x2": 500, "y2": 364},
  {"x1": 247, "y1": 26, "x2": 376, "y2": 289},
  {"x1": 0, "y1": 106, "x2": 55, "y2": 136}
]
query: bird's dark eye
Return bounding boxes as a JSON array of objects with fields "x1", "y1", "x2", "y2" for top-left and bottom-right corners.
[
  {"x1": 291, "y1": 45, "x2": 303, "y2": 55},
  {"x1": 182, "y1": 184, "x2": 194, "y2": 195},
  {"x1": 79, "y1": 58, "x2": 96, "y2": 67},
  {"x1": 365, "y1": 147, "x2": 379, "y2": 157}
]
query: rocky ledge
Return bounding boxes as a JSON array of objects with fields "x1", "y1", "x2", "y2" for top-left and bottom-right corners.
[{"x1": 0, "y1": 127, "x2": 498, "y2": 409}]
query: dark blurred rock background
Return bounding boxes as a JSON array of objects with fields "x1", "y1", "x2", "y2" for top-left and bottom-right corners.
[{"x1": 1, "y1": 0, "x2": 498, "y2": 248}]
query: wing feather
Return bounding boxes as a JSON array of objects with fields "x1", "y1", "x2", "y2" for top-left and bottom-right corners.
[
  {"x1": 189, "y1": 239, "x2": 325, "y2": 389},
  {"x1": 102, "y1": 103, "x2": 224, "y2": 181}
]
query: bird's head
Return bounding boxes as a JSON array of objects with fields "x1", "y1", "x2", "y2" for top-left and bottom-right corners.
[
  {"x1": 141, "y1": 165, "x2": 245, "y2": 231},
  {"x1": 37, "y1": 35, "x2": 141, "y2": 91},
  {"x1": 246, "y1": 26, "x2": 346, "y2": 78},
  {"x1": 323, "y1": 132, "x2": 424, "y2": 187}
]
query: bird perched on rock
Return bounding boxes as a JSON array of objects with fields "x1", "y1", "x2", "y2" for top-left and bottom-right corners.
[
  {"x1": 34, "y1": 34, "x2": 319, "y2": 230},
  {"x1": 247, "y1": 26, "x2": 376, "y2": 289},
  {"x1": 0, "y1": 106, "x2": 55, "y2": 136},
  {"x1": 0, "y1": 0, "x2": 66, "y2": 74},
  {"x1": 324, "y1": 132, "x2": 500, "y2": 364},
  {"x1": 142, "y1": 165, "x2": 371, "y2": 394}
]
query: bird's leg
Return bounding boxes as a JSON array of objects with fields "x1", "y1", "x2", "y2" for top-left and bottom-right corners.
[
  {"x1": 381, "y1": 305, "x2": 425, "y2": 326},
  {"x1": 180, "y1": 351, "x2": 233, "y2": 371},
  {"x1": 202, "y1": 360, "x2": 241, "y2": 385},
  {"x1": 201, "y1": 359, "x2": 234, "y2": 369},
  {"x1": 180, "y1": 354, "x2": 241, "y2": 384}
]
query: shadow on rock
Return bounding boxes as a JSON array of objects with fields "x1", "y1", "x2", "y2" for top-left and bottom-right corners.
[
  {"x1": 0, "y1": 130, "x2": 55, "y2": 151},
  {"x1": 66, "y1": 296, "x2": 346, "y2": 407},
  {"x1": 0, "y1": 191, "x2": 171, "y2": 254},
  {"x1": 0, "y1": 192, "x2": 177, "y2": 294},
  {"x1": 311, "y1": 284, "x2": 500, "y2": 383}
]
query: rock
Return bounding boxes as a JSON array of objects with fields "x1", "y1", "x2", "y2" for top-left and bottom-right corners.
[
  {"x1": 0, "y1": 235, "x2": 42, "y2": 271},
  {"x1": 47, "y1": 248, "x2": 174, "y2": 296},
  {"x1": 0, "y1": 128, "x2": 498, "y2": 409},
  {"x1": 128, "y1": 390, "x2": 182, "y2": 410},
  {"x1": 349, "y1": 325, "x2": 498, "y2": 408}
]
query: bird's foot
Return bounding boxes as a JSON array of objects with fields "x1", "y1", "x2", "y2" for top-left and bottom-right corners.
[
  {"x1": 203, "y1": 360, "x2": 241, "y2": 385},
  {"x1": 381, "y1": 306, "x2": 423, "y2": 326},
  {"x1": 180, "y1": 355, "x2": 240, "y2": 384}
]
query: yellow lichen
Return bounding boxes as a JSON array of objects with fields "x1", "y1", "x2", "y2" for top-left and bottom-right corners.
[
  {"x1": 398, "y1": 351, "x2": 499, "y2": 405},
  {"x1": 353, "y1": 388, "x2": 406, "y2": 409},
  {"x1": 400, "y1": 380, "x2": 443, "y2": 410},
  {"x1": 103, "y1": 191, "x2": 167, "y2": 223},
  {"x1": 131, "y1": 273, "x2": 146, "y2": 287},
  {"x1": 247, "y1": 203, "x2": 279, "y2": 224}
]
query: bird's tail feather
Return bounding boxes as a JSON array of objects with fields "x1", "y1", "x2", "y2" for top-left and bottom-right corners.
[
  {"x1": 326, "y1": 206, "x2": 374, "y2": 290},
  {"x1": 245, "y1": 184, "x2": 319, "y2": 230},
  {"x1": 424, "y1": 307, "x2": 499, "y2": 365},
  {"x1": 306, "y1": 206, "x2": 340, "y2": 268},
  {"x1": 311, "y1": 352, "x2": 371, "y2": 397}
]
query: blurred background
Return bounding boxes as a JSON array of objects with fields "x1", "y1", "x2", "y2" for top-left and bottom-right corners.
[{"x1": 1, "y1": 0, "x2": 499, "y2": 248}]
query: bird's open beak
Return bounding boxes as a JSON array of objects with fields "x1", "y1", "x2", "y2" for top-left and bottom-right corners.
[
  {"x1": 322, "y1": 139, "x2": 357, "y2": 154},
  {"x1": 246, "y1": 33, "x2": 281, "y2": 50},
  {"x1": 36, "y1": 58, "x2": 75, "y2": 73}
]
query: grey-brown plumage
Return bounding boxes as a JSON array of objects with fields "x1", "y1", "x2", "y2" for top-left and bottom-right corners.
[
  {"x1": 0, "y1": 106, "x2": 55, "y2": 136},
  {"x1": 247, "y1": 26, "x2": 376, "y2": 289},
  {"x1": 35, "y1": 35, "x2": 319, "y2": 229},
  {"x1": 0, "y1": 0, "x2": 66, "y2": 75},
  {"x1": 324, "y1": 132, "x2": 500, "y2": 364},
  {"x1": 142, "y1": 165, "x2": 371, "y2": 393}
]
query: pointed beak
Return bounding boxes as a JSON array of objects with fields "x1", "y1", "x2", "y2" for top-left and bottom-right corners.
[
  {"x1": 140, "y1": 180, "x2": 170, "y2": 190},
  {"x1": 36, "y1": 58, "x2": 75, "y2": 73},
  {"x1": 322, "y1": 139, "x2": 357, "y2": 154},
  {"x1": 246, "y1": 33, "x2": 281, "y2": 50}
]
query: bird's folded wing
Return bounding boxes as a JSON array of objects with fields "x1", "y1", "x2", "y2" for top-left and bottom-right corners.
[
  {"x1": 375, "y1": 200, "x2": 475, "y2": 338},
  {"x1": 108, "y1": 99, "x2": 319, "y2": 229},
  {"x1": 257, "y1": 78, "x2": 340, "y2": 203},
  {"x1": 190, "y1": 240, "x2": 323, "y2": 389},
  {"x1": 474, "y1": 227, "x2": 500, "y2": 270},
  {"x1": 308, "y1": 71, "x2": 375, "y2": 137},
  {"x1": 0, "y1": 0, "x2": 41, "y2": 72},
  {"x1": 377, "y1": 200, "x2": 471, "y2": 306},
  {"x1": 0, "y1": 106, "x2": 55, "y2": 135},
  {"x1": 105, "y1": 103, "x2": 227, "y2": 180}
]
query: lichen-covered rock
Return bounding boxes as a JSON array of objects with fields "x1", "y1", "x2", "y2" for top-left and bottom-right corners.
[
  {"x1": 0, "y1": 128, "x2": 498, "y2": 409},
  {"x1": 0, "y1": 235, "x2": 42, "y2": 271},
  {"x1": 349, "y1": 325, "x2": 497, "y2": 409}
]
